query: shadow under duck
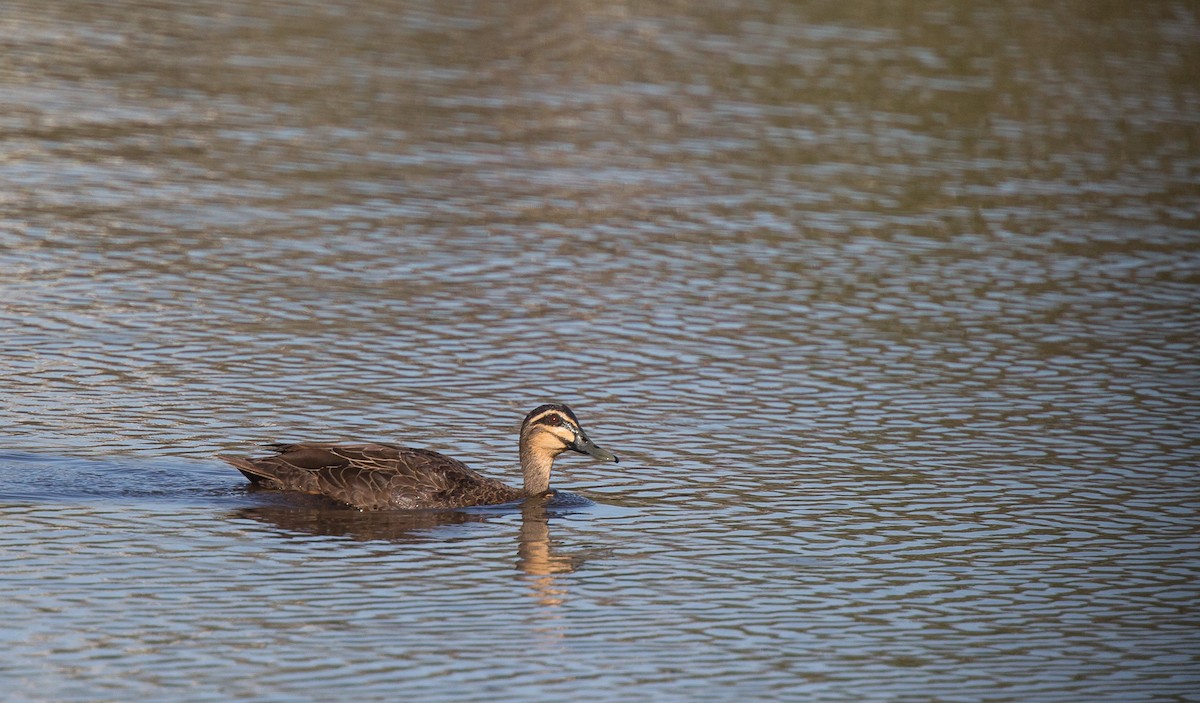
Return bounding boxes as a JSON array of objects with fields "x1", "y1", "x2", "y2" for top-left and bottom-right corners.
[{"x1": 217, "y1": 404, "x2": 619, "y2": 511}]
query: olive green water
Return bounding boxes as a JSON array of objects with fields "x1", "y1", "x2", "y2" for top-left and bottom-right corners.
[{"x1": 2, "y1": 1, "x2": 1198, "y2": 701}]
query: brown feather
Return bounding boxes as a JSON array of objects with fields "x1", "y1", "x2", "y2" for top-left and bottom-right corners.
[
  {"x1": 218, "y1": 443, "x2": 522, "y2": 510},
  {"x1": 217, "y1": 404, "x2": 617, "y2": 511}
]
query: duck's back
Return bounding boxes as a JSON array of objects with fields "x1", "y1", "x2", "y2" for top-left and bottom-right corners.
[{"x1": 219, "y1": 442, "x2": 522, "y2": 510}]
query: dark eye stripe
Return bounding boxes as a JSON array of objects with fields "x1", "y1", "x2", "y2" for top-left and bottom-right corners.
[{"x1": 538, "y1": 414, "x2": 563, "y2": 427}]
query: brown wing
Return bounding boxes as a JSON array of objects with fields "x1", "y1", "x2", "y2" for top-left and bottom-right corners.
[{"x1": 218, "y1": 442, "x2": 518, "y2": 510}]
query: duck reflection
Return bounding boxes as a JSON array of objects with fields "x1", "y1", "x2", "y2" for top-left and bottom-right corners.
[
  {"x1": 229, "y1": 490, "x2": 491, "y2": 541},
  {"x1": 229, "y1": 491, "x2": 592, "y2": 600},
  {"x1": 231, "y1": 502, "x2": 490, "y2": 541},
  {"x1": 516, "y1": 496, "x2": 584, "y2": 609},
  {"x1": 231, "y1": 490, "x2": 593, "y2": 621}
]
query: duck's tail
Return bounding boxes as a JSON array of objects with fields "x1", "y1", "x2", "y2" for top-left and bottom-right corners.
[{"x1": 216, "y1": 454, "x2": 276, "y2": 485}]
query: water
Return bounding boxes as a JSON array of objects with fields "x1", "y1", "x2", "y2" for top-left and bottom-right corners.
[{"x1": 2, "y1": 1, "x2": 1199, "y2": 701}]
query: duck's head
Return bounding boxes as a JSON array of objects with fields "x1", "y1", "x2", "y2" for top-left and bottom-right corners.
[{"x1": 520, "y1": 403, "x2": 619, "y2": 464}]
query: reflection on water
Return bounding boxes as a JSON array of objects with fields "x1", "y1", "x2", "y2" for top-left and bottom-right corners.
[
  {"x1": 2, "y1": 0, "x2": 1199, "y2": 701},
  {"x1": 234, "y1": 492, "x2": 593, "y2": 609},
  {"x1": 232, "y1": 500, "x2": 492, "y2": 542},
  {"x1": 517, "y1": 499, "x2": 590, "y2": 611},
  {"x1": 229, "y1": 485, "x2": 595, "y2": 629}
]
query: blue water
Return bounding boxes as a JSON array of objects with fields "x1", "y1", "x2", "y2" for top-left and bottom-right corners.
[{"x1": 2, "y1": 1, "x2": 1198, "y2": 701}]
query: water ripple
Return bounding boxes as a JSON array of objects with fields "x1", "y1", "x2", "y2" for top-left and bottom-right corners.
[{"x1": 3, "y1": 0, "x2": 1199, "y2": 701}]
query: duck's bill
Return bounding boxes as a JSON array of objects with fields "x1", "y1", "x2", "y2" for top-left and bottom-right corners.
[{"x1": 571, "y1": 434, "x2": 619, "y2": 463}]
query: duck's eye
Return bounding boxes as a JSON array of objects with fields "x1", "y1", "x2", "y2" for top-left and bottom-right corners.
[{"x1": 542, "y1": 414, "x2": 562, "y2": 426}]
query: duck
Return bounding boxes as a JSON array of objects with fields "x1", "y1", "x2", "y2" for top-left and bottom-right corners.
[{"x1": 217, "y1": 403, "x2": 619, "y2": 511}]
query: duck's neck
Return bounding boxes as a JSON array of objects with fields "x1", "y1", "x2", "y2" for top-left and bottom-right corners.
[{"x1": 519, "y1": 444, "x2": 555, "y2": 495}]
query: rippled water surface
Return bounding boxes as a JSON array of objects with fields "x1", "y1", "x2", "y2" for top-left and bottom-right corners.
[{"x1": 2, "y1": 1, "x2": 1199, "y2": 701}]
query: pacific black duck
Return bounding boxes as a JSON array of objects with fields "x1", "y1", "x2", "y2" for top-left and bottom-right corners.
[{"x1": 218, "y1": 403, "x2": 618, "y2": 510}]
